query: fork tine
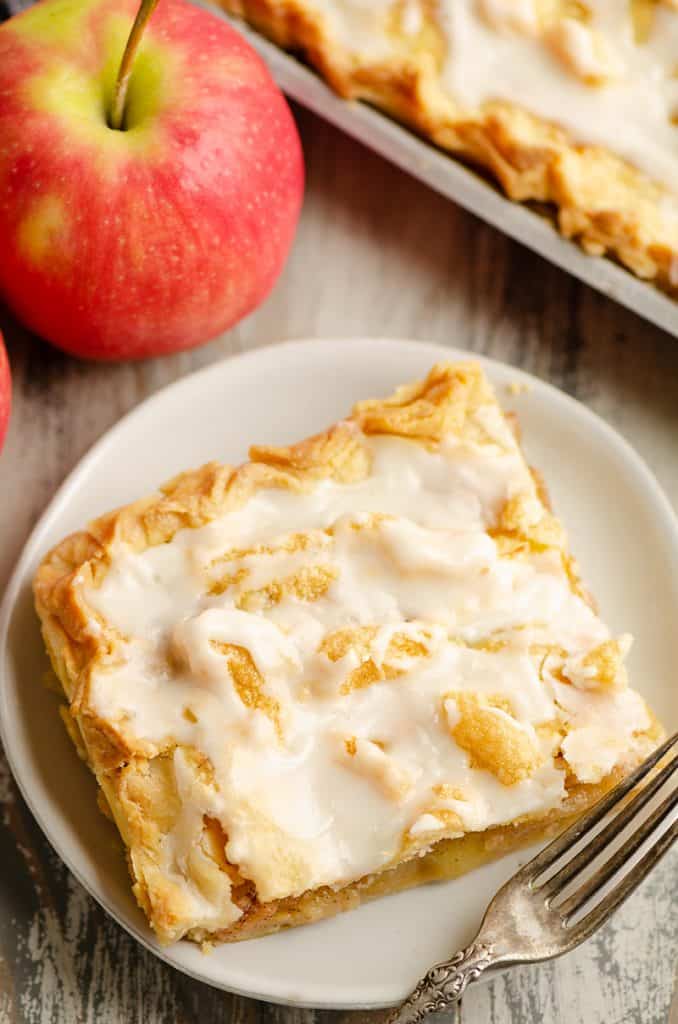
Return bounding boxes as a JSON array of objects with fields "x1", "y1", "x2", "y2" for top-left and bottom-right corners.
[
  {"x1": 540, "y1": 744, "x2": 678, "y2": 900},
  {"x1": 519, "y1": 732, "x2": 678, "y2": 882},
  {"x1": 569, "y1": 817, "x2": 678, "y2": 944},
  {"x1": 557, "y1": 785, "x2": 678, "y2": 920}
]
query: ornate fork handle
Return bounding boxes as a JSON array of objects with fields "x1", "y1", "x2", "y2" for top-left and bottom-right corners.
[{"x1": 386, "y1": 942, "x2": 497, "y2": 1024}]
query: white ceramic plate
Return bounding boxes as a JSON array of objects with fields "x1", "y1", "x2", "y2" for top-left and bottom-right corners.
[{"x1": 1, "y1": 338, "x2": 676, "y2": 1009}]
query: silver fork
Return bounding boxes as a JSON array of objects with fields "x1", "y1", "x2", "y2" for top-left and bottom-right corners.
[{"x1": 387, "y1": 732, "x2": 678, "y2": 1024}]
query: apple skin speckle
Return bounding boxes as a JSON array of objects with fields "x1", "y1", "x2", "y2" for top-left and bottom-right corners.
[{"x1": 0, "y1": 0, "x2": 304, "y2": 360}]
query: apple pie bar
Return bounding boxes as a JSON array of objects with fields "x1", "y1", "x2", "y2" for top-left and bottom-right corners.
[
  {"x1": 220, "y1": 0, "x2": 678, "y2": 293},
  {"x1": 34, "y1": 362, "x2": 661, "y2": 945}
]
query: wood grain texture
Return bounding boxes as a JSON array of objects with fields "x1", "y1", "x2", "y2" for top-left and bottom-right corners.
[{"x1": 0, "y1": 105, "x2": 676, "y2": 1024}]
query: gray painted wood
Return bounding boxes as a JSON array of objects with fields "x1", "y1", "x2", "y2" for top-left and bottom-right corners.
[{"x1": 0, "y1": 105, "x2": 676, "y2": 1024}]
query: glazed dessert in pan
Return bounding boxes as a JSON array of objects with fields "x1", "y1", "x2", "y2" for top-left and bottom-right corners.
[
  {"x1": 34, "y1": 362, "x2": 661, "y2": 945},
  {"x1": 221, "y1": 0, "x2": 678, "y2": 293}
]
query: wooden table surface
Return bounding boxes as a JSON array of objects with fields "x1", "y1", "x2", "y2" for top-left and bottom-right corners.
[{"x1": 0, "y1": 104, "x2": 676, "y2": 1024}]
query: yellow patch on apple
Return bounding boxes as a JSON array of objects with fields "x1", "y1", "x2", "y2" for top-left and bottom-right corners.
[
  {"x1": 9, "y1": 0, "x2": 102, "y2": 49},
  {"x1": 18, "y1": 195, "x2": 68, "y2": 267},
  {"x1": 26, "y1": 19, "x2": 177, "y2": 153}
]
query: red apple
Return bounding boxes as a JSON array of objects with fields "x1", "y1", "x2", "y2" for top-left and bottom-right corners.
[
  {"x1": 0, "y1": 332, "x2": 11, "y2": 453},
  {"x1": 0, "y1": 0, "x2": 303, "y2": 360}
]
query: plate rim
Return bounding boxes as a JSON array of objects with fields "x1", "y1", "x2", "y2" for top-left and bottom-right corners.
[{"x1": 1, "y1": 335, "x2": 676, "y2": 1009}]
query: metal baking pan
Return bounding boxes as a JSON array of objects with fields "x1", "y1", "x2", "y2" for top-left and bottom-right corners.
[{"x1": 211, "y1": 4, "x2": 677, "y2": 339}]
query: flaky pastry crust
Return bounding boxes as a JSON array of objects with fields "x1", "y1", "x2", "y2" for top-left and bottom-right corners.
[
  {"x1": 34, "y1": 363, "x2": 662, "y2": 945},
  {"x1": 220, "y1": 0, "x2": 678, "y2": 293}
]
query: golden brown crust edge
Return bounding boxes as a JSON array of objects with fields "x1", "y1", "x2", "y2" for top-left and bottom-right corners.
[
  {"x1": 174, "y1": 749, "x2": 663, "y2": 944},
  {"x1": 33, "y1": 361, "x2": 663, "y2": 944},
  {"x1": 220, "y1": 0, "x2": 677, "y2": 293}
]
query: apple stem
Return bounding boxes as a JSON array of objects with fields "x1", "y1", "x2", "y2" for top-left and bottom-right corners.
[{"x1": 109, "y1": 0, "x2": 161, "y2": 130}]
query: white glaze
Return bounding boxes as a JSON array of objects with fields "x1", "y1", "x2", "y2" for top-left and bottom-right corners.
[
  {"x1": 82, "y1": 406, "x2": 648, "y2": 927},
  {"x1": 304, "y1": 0, "x2": 678, "y2": 192}
]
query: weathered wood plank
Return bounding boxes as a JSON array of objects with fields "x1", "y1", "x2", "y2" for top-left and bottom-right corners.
[{"x1": 0, "y1": 105, "x2": 676, "y2": 1024}]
